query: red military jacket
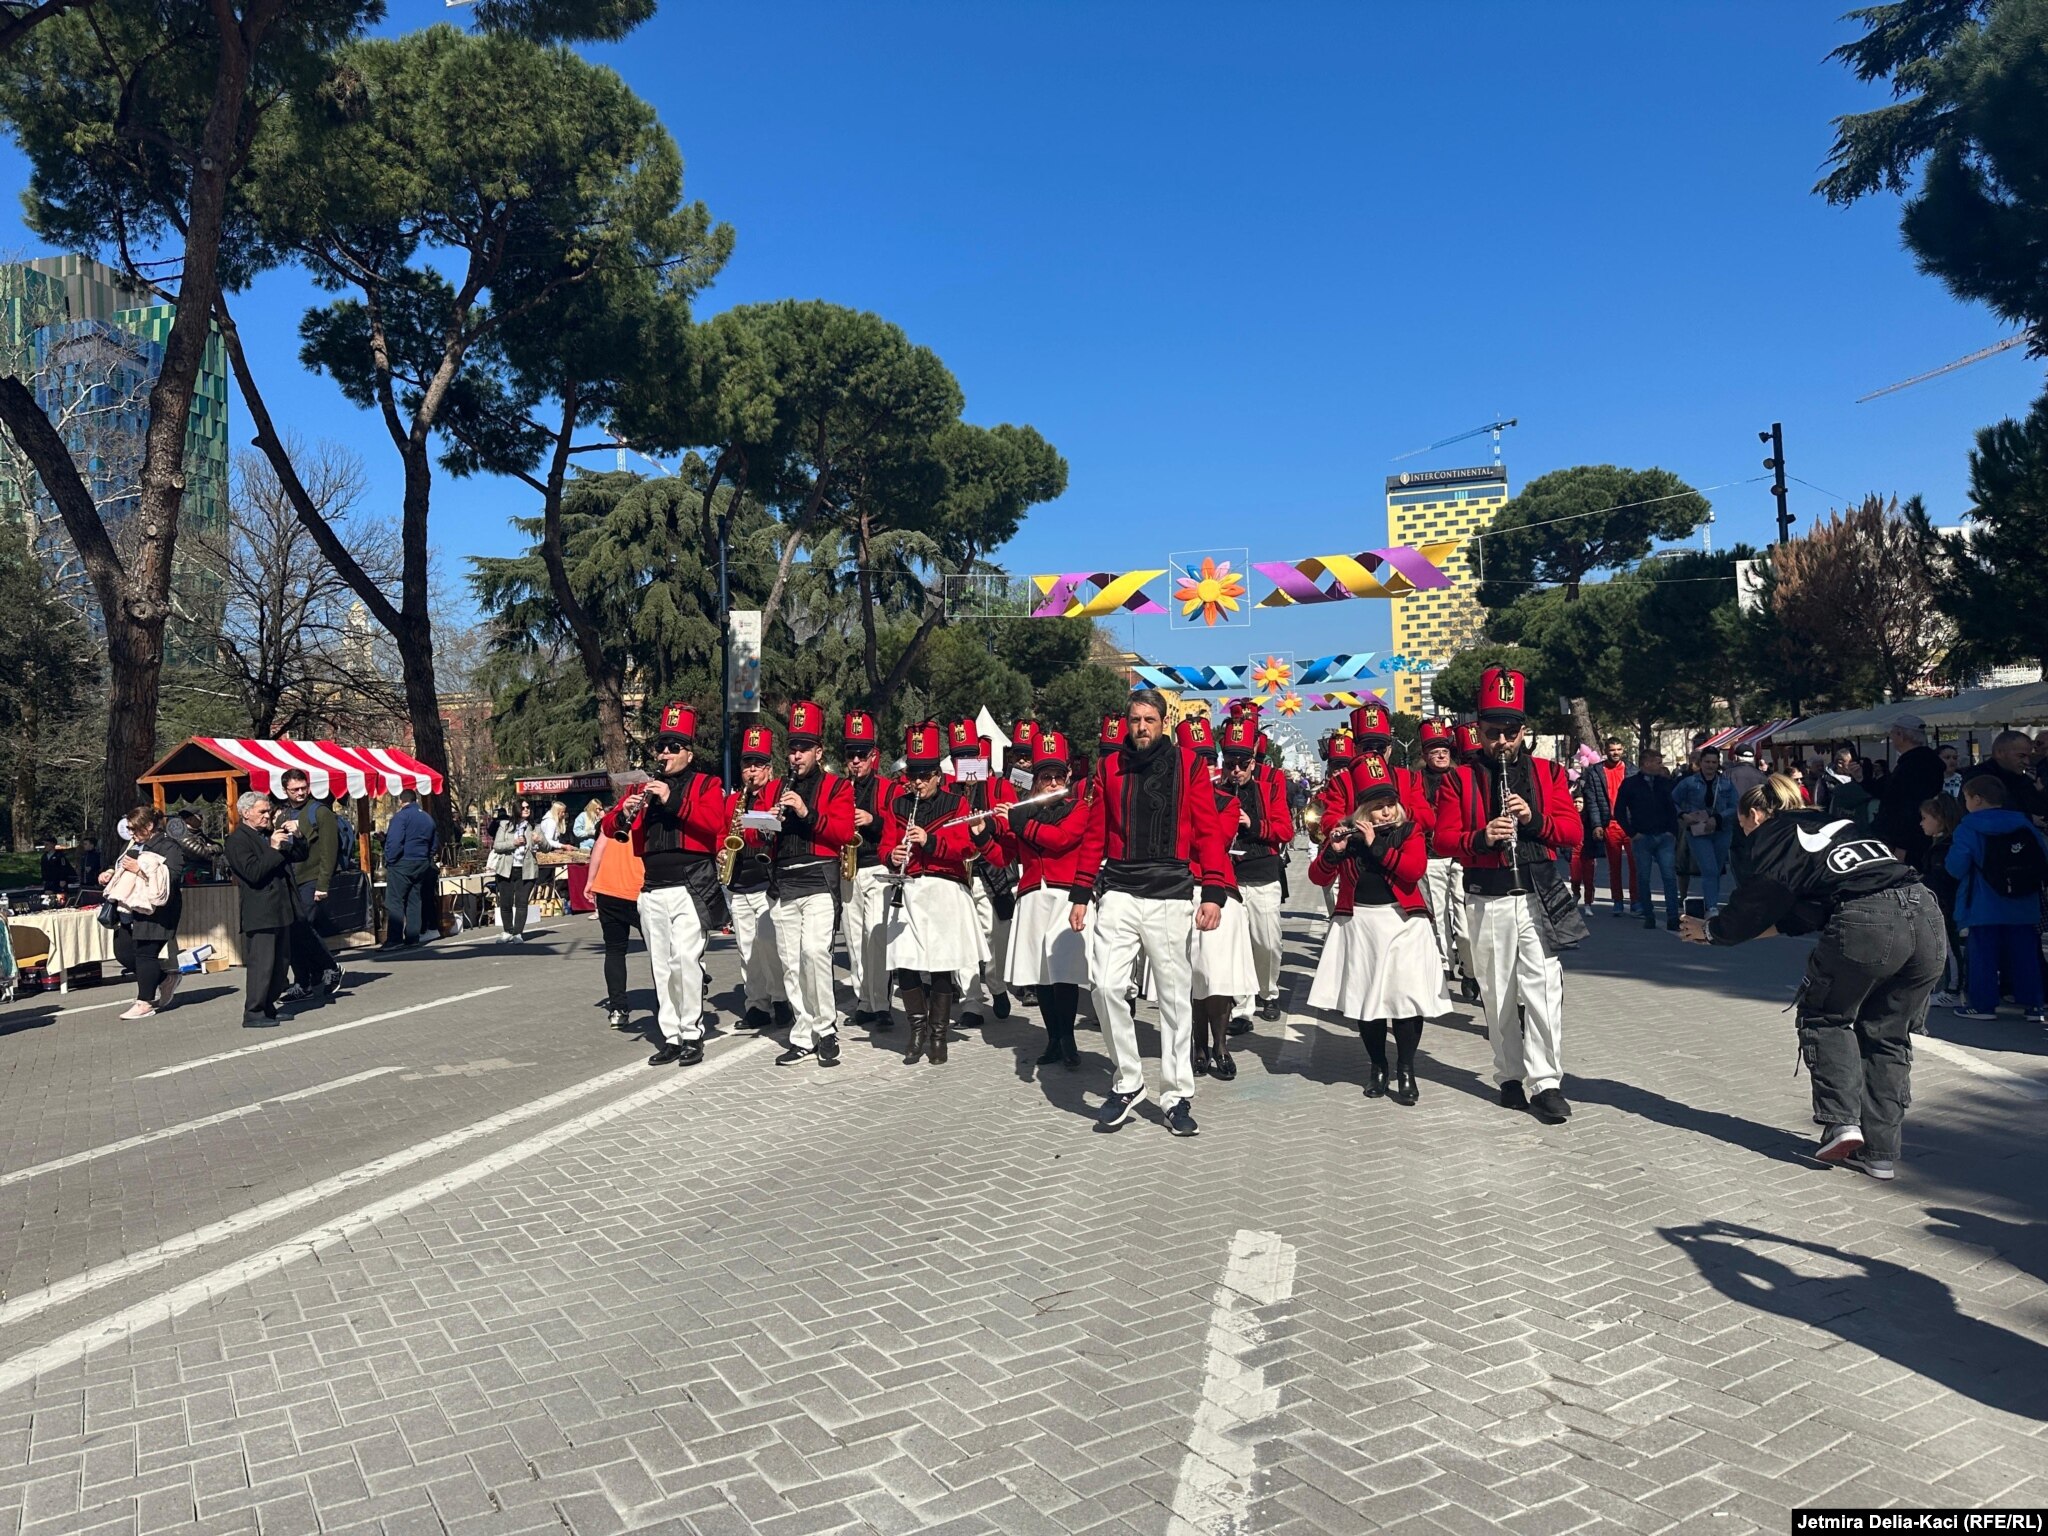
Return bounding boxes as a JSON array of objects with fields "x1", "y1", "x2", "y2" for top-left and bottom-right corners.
[
  {"x1": 599, "y1": 770, "x2": 728, "y2": 857},
  {"x1": 987, "y1": 785, "x2": 1091, "y2": 894},
  {"x1": 1072, "y1": 741, "x2": 1231, "y2": 905},
  {"x1": 1324, "y1": 758, "x2": 1436, "y2": 840},
  {"x1": 876, "y1": 786, "x2": 978, "y2": 883},
  {"x1": 1308, "y1": 819, "x2": 1430, "y2": 916},
  {"x1": 1432, "y1": 754, "x2": 1583, "y2": 870},
  {"x1": 770, "y1": 768, "x2": 857, "y2": 862},
  {"x1": 1233, "y1": 761, "x2": 1295, "y2": 854},
  {"x1": 845, "y1": 769, "x2": 897, "y2": 871}
]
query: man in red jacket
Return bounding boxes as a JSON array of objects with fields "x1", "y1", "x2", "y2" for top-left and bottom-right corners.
[
  {"x1": 603, "y1": 702, "x2": 729, "y2": 1067},
  {"x1": 1433, "y1": 668, "x2": 1584, "y2": 1124},
  {"x1": 1070, "y1": 690, "x2": 1229, "y2": 1138},
  {"x1": 770, "y1": 700, "x2": 857, "y2": 1067},
  {"x1": 839, "y1": 711, "x2": 895, "y2": 1028}
]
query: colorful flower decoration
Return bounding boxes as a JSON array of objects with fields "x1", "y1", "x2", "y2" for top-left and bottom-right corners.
[
  {"x1": 1251, "y1": 654, "x2": 1292, "y2": 692},
  {"x1": 1175, "y1": 557, "x2": 1246, "y2": 627},
  {"x1": 1277, "y1": 692, "x2": 1304, "y2": 716}
]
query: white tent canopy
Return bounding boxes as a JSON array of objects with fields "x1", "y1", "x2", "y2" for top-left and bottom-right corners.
[{"x1": 1773, "y1": 680, "x2": 2048, "y2": 743}]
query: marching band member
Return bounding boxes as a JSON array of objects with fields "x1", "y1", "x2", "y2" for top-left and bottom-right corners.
[
  {"x1": 1217, "y1": 716, "x2": 1291, "y2": 1031},
  {"x1": 983, "y1": 730, "x2": 1088, "y2": 1069},
  {"x1": 1435, "y1": 667, "x2": 1583, "y2": 1124},
  {"x1": 1316, "y1": 732, "x2": 1358, "y2": 921},
  {"x1": 1307, "y1": 752, "x2": 1446, "y2": 1104},
  {"x1": 882, "y1": 722, "x2": 987, "y2": 1065},
  {"x1": 1009, "y1": 720, "x2": 1040, "y2": 787},
  {"x1": 768, "y1": 700, "x2": 857, "y2": 1068},
  {"x1": 1072, "y1": 689, "x2": 1230, "y2": 1139},
  {"x1": 1416, "y1": 719, "x2": 1478, "y2": 1003},
  {"x1": 1191, "y1": 742, "x2": 1255, "y2": 1082},
  {"x1": 1098, "y1": 713, "x2": 1144, "y2": 1012},
  {"x1": 1328, "y1": 701, "x2": 1437, "y2": 836},
  {"x1": 839, "y1": 710, "x2": 895, "y2": 1029},
  {"x1": 948, "y1": 720, "x2": 1017, "y2": 1028},
  {"x1": 602, "y1": 703, "x2": 728, "y2": 1067},
  {"x1": 1453, "y1": 721, "x2": 1483, "y2": 767},
  {"x1": 724, "y1": 726, "x2": 787, "y2": 1030}
]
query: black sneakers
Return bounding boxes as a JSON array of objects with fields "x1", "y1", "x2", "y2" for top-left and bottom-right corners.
[
  {"x1": 1499, "y1": 1081, "x2": 1528, "y2": 1110},
  {"x1": 774, "y1": 1044, "x2": 814, "y2": 1066},
  {"x1": 1165, "y1": 1100, "x2": 1199, "y2": 1137},
  {"x1": 1096, "y1": 1088, "x2": 1142, "y2": 1131},
  {"x1": 816, "y1": 1033, "x2": 841, "y2": 1067},
  {"x1": 1530, "y1": 1088, "x2": 1572, "y2": 1124},
  {"x1": 739, "y1": 1008, "x2": 770, "y2": 1031},
  {"x1": 1256, "y1": 998, "x2": 1282, "y2": 1022},
  {"x1": 606, "y1": 1007, "x2": 630, "y2": 1031},
  {"x1": 992, "y1": 993, "x2": 1011, "y2": 1019}
]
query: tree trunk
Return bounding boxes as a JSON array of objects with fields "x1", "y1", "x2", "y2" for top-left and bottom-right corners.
[
  {"x1": 11, "y1": 691, "x2": 37, "y2": 853},
  {"x1": 536, "y1": 387, "x2": 629, "y2": 771},
  {"x1": 856, "y1": 509, "x2": 881, "y2": 697},
  {"x1": 1568, "y1": 696, "x2": 1600, "y2": 754},
  {"x1": 870, "y1": 600, "x2": 946, "y2": 713}
]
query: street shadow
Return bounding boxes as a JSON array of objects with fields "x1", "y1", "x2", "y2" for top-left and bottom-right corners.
[
  {"x1": 1921, "y1": 1012, "x2": 2048, "y2": 1063},
  {"x1": 1662, "y1": 1221, "x2": 2048, "y2": 1421},
  {"x1": 1238, "y1": 1001, "x2": 1502, "y2": 1112},
  {"x1": 1923, "y1": 1207, "x2": 2048, "y2": 1292},
  {"x1": 966, "y1": 1006, "x2": 1103, "y2": 1122},
  {"x1": 1571, "y1": 1075, "x2": 1813, "y2": 1166},
  {"x1": 1563, "y1": 921, "x2": 1811, "y2": 1012}
]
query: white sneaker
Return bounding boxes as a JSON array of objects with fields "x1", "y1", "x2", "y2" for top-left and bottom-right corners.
[
  {"x1": 1815, "y1": 1124, "x2": 1865, "y2": 1163},
  {"x1": 1850, "y1": 1155, "x2": 1896, "y2": 1182},
  {"x1": 154, "y1": 970, "x2": 182, "y2": 1008},
  {"x1": 1929, "y1": 990, "x2": 1961, "y2": 1009},
  {"x1": 118, "y1": 1001, "x2": 156, "y2": 1021}
]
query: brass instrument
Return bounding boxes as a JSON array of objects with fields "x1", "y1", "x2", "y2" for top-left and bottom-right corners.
[
  {"x1": 716, "y1": 799, "x2": 746, "y2": 886},
  {"x1": 1300, "y1": 799, "x2": 1325, "y2": 841},
  {"x1": 839, "y1": 838, "x2": 860, "y2": 882}
]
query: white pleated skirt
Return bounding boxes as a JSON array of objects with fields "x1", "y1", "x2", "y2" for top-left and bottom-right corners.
[
  {"x1": 1191, "y1": 895, "x2": 1257, "y2": 998},
  {"x1": 884, "y1": 875, "x2": 989, "y2": 984},
  {"x1": 1310, "y1": 903, "x2": 1448, "y2": 1020},
  {"x1": 1006, "y1": 885, "x2": 1090, "y2": 986}
]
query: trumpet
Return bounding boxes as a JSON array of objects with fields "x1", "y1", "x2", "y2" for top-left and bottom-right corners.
[
  {"x1": 716, "y1": 800, "x2": 746, "y2": 886},
  {"x1": 1300, "y1": 800, "x2": 1325, "y2": 841}
]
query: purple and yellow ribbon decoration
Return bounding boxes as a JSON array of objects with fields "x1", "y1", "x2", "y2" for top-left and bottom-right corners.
[
  {"x1": 1254, "y1": 542, "x2": 1459, "y2": 607},
  {"x1": 1031, "y1": 570, "x2": 1167, "y2": 618}
]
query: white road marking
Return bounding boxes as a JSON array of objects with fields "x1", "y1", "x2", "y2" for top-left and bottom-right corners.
[
  {"x1": 136, "y1": 986, "x2": 510, "y2": 1079},
  {"x1": 1916, "y1": 1034, "x2": 2048, "y2": 1100},
  {"x1": 0, "y1": 1068, "x2": 400, "y2": 1190},
  {"x1": 51, "y1": 998, "x2": 141, "y2": 1017},
  {"x1": 0, "y1": 1034, "x2": 767, "y2": 1397},
  {"x1": 1167, "y1": 1228, "x2": 1298, "y2": 1535},
  {"x1": 0, "y1": 1045, "x2": 700, "y2": 1333}
]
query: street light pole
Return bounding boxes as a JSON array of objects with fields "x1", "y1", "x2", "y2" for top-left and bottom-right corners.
[
  {"x1": 1760, "y1": 423, "x2": 1792, "y2": 545},
  {"x1": 718, "y1": 506, "x2": 734, "y2": 787}
]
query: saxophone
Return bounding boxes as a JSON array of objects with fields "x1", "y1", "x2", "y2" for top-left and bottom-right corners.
[{"x1": 716, "y1": 798, "x2": 746, "y2": 886}]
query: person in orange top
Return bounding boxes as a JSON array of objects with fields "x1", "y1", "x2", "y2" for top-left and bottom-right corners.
[{"x1": 586, "y1": 779, "x2": 647, "y2": 1033}]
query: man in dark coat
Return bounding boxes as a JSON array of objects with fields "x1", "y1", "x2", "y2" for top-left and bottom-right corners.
[
  {"x1": 225, "y1": 792, "x2": 301, "y2": 1023},
  {"x1": 1875, "y1": 714, "x2": 1946, "y2": 865}
]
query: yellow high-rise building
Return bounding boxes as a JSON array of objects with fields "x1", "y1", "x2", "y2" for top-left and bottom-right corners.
[{"x1": 1385, "y1": 465, "x2": 1510, "y2": 716}]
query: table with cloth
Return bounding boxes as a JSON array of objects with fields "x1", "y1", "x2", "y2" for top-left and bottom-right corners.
[{"x1": 36, "y1": 887, "x2": 244, "y2": 991}]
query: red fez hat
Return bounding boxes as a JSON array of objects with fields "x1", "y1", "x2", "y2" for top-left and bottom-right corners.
[
  {"x1": 1326, "y1": 732, "x2": 1358, "y2": 764},
  {"x1": 1348, "y1": 701, "x2": 1392, "y2": 743},
  {"x1": 1013, "y1": 721, "x2": 1039, "y2": 750},
  {"x1": 1352, "y1": 750, "x2": 1397, "y2": 801},
  {"x1": 1178, "y1": 716, "x2": 1216, "y2": 754},
  {"x1": 1100, "y1": 715, "x2": 1127, "y2": 748},
  {"x1": 1032, "y1": 730, "x2": 1071, "y2": 768},
  {"x1": 947, "y1": 719, "x2": 979, "y2": 756},
  {"x1": 739, "y1": 724, "x2": 774, "y2": 761},
  {"x1": 655, "y1": 702, "x2": 696, "y2": 742},
  {"x1": 1453, "y1": 722, "x2": 1482, "y2": 758},
  {"x1": 1418, "y1": 719, "x2": 1454, "y2": 746},
  {"x1": 1477, "y1": 667, "x2": 1527, "y2": 722},
  {"x1": 787, "y1": 699, "x2": 824, "y2": 744},
  {"x1": 904, "y1": 721, "x2": 944, "y2": 767},
  {"x1": 1220, "y1": 717, "x2": 1259, "y2": 758},
  {"x1": 842, "y1": 710, "x2": 878, "y2": 749}
]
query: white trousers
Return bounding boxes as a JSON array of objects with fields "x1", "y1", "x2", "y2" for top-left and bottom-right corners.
[
  {"x1": 1088, "y1": 890, "x2": 1195, "y2": 1105},
  {"x1": 1466, "y1": 891, "x2": 1566, "y2": 1096},
  {"x1": 1234, "y1": 878, "x2": 1283, "y2": 1018},
  {"x1": 840, "y1": 866, "x2": 893, "y2": 1013},
  {"x1": 772, "y1": 890, "x2": 838, "y2": 1047},
  {"x1": 727, "y1": 887, "x2": 785, "y2": 1008},
  {"x1": 637, "y1": 885, "x2": 707, "y2": 1044},
  {"x1": 1422, "y1": 857, "x2": 1469, "y2": 977},
  {"x1": 961, "y1": 875, "x2": 1010, "y2": 1010}
]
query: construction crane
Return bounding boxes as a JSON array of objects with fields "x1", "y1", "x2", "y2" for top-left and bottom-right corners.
[
  {"x1": 1856, "y1": 333, "x2": 2035, "y2": 403},
  {"x1": 1392, "y1": 416, "x2": 1518, "y2": 465}
]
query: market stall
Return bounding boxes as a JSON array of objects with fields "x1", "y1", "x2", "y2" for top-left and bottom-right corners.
[{"x1": 511, "y1": 769, "x2": 643, "y2": 913}]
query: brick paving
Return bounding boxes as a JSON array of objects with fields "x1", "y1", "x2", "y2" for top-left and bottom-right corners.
[{"x1": 0, "y1": 856, "x2": 2044, "y2": 1534}]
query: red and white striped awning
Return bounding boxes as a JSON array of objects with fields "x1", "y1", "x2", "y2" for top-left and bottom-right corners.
[
  {"x1": 196, "y1": 738, "x2": 444, "y2": 799},
  {"x1": 1698, "y1": 718, "x2": 1800, "y2": 754}
]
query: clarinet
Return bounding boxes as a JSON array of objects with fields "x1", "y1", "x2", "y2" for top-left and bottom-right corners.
[
  {"x1": 889, "y1": 791, "x2": 919, "y2": 910},
  {"x1": 1499, "y1": 758, "x2": 1526, "y2": 895}
]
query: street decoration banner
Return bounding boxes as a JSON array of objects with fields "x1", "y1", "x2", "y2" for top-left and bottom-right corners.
[
  {"x1": 1253, "y1": 541, "x2": 1459, "y2": 606},
  {"x1": 1023, "y1": 539, "x2": 1458, "y2": 620},
  {"x1": 1030, "y1": 570, "x2": 1168, "y2": 617}
]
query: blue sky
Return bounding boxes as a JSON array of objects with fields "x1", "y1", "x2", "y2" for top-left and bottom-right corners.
[{"x1": 5, "y1": 0, "x2": 2041, "y2": 683}]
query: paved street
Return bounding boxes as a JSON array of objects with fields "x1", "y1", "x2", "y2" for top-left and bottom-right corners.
[{"x1": 1, "y1": 854, "x2": 2045, "y2": 1536}]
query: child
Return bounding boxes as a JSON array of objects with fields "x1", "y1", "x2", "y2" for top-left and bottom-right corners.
[
  {"x1": 1307, "y1": 753, "x2": 1448, "y2": 1104},
  {"x1": 1917, "y1": 794, "x2": 1963, "y2": 1009},
  {"x1": 1945, "y1": 777, "x2": 2048, "y2": 1023}
]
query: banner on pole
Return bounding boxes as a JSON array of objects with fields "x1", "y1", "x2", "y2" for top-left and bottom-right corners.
[{"x1": 728, "y1": 610, "x2": 761, "y2": 714}]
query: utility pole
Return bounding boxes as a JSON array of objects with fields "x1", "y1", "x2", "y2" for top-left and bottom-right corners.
[
  {"x1": 718, "y1": 506, "x2": 733, "y2": 787},
  {"x1": 1759, "y1": 422, "x2": 1792, "y2": 544}
]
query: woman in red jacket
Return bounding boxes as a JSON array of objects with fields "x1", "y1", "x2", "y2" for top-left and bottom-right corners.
[
  {"x1": 1190, "y1": 772, "x2": 1255, "y2": 1081},
  {"x1": 982, "y1": 731, "x2": 1088, "y2": 1069},
  {"x1": 1307, "y1": 753, "x2": 1447, "y2": 1104},
  {"x1": 879, "y1": 723, "x2": 987, "y2": 1065}
]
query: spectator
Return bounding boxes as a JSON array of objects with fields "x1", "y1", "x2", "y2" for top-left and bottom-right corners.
[
  {"x1": 1818, "y1": 746, "x2": 1875, "y2": 826},
  {"x1": 1726, "y1": 746, "x2": 1767, "y2": 798},
  {"x1": 225, "y1": 791, "x2": 300, "y2": 1023},
  {"x1": 1875, "y1": 715, "x2": 1945, "y2": 866},
  {"x1": 39, "y1": 838, "x2": 73, "y2": 893},
  {"x1": 99, "y1": 805, "x2": 184, "y2": 1020},
  {"x1": 1571, "y1": 768, "x2": 1605, "y2": 915},
  {"x1": 539, "y1": 799, "x2": 569, "y2": 851},
  {"x1": 585, "y1": 790, "x2": 646, "y2": 1030},
  {"x1": 331, "y1": 797, "x2": 359, "y2": 872},
  {"x1": 1918, "y1": 793, "x2": 1964, "y2": 1009},
  {"x1": 1615, "y1": 746, "x2": 1681, "y2": 930},
  {"x1": 489, "y1": 798, "x2": 543, "y2": 941},
  {"x1": 572, "y1": 797, "x2": 604, "y2": 851},
  {"x1": 1592, "y1": 738, "x2": 1635, "y2": 917},
  {"x1": 1946, "y1": 775, "x2": 2048, "y2": 1023},
  {"x1": 1962, "y1": 730, "x2": 2046, "y2": 824},
  {"x1": 1672, "y1": 745, "x2": 1739, "y2": 913},
  {"x1": 1938, "y1": 744, "x2": 1964, "y2": 801},
  {"x1": 76, "y1": 835, "x2": 102, "y2": 891},
  {"x1": 272, "y1": 769, "x2": 343, "y2": 1001},
  {"x1": 380, "y1": 789, "x2": 440, "y2": 948}
]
